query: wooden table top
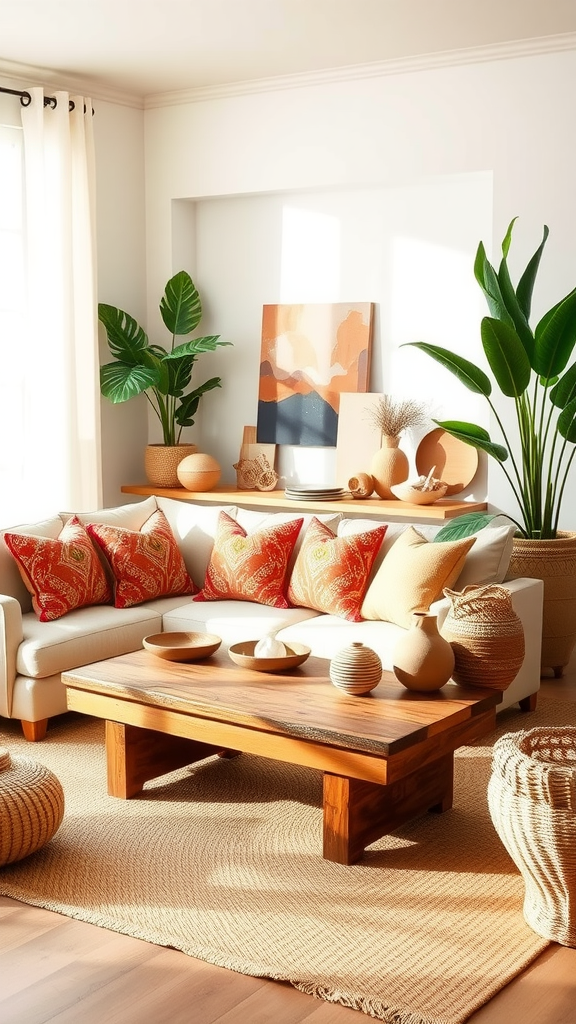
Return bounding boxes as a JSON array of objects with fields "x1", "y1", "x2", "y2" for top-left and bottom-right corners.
[{"x1": 62, "y1": 647, "x2": 500, "y2": 759}]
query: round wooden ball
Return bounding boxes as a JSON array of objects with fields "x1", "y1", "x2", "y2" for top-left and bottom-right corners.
[{"x1": 176, "y1": 452, "x2": 221, "y2": 491}]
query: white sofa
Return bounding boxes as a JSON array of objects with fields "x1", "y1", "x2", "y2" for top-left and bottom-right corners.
[{"x1": 0, "y1": 495, "x2": 544, "y2": 740}]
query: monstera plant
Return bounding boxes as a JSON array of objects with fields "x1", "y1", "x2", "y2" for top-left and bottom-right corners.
[
  {"x1": 405, "y1": 218, "x2": 576, "y2": 541},
  {"x1": 98, "y1": 270, "x2": 231, "y2": 447}
]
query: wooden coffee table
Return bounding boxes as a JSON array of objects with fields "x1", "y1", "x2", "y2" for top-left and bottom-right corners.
[{"x1": 62, "y1": 648, "x2": 500, "y2": 864}]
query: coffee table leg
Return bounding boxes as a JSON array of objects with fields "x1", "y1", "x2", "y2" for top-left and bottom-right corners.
[
  {"x1": 323, "y1": 753, "x2": 454, "y2": 865},
  {"x1": 106, "y1": 721, "x2": 222, "y2": 798}
]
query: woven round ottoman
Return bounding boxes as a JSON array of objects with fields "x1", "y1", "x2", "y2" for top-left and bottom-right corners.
[
  {"x1": 0, "y1": 747, "x2": 65, "y2": 866},
  {"x1": 487, "y1": 726, "x2": 576, "y2": 947}
]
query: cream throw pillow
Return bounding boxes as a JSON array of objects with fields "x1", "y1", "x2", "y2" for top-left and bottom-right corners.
[{"x1": 360, "y1": 526, "x2": 476, "y2": 629}]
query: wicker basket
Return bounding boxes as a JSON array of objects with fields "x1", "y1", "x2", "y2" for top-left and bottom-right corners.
[
  {"x1": 441, "y1": 584, "x2": 525, "y2": 690},
  {"x1": 0, "y1": 748, "x2": 65, "y2": 866},
  {"x1": 487, "y1": 726, "x2": 576, "y2": 946}
]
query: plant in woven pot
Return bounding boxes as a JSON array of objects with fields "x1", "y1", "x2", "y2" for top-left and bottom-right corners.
[
  {"x1": 98, "y1": 271, "x2": 231, "y2": 487},
  {"x1": 404, "y1": 218, "x2": 576, "y2": 676},
  {"x1": 365, "y1": 397, "x2": 428, "y2": 499}
]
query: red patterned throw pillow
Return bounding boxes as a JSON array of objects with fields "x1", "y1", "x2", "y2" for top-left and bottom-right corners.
[
  {"x1": 194, "y1": 511, "x2": 303, "y2": 608},
  {"x1": 87, "y1": 508, "x2": 196, "y2": 608},
  {"x1": 287, "y1": 516, "x2": 387, "y2": 621},
  {"x1": 4, "y1": 516, "x2": 112, "y2": 621}
]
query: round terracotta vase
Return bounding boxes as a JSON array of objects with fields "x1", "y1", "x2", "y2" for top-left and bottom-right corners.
[
  {"x1": 176, "y1": 452, "x2": 221, "y2": 492},
  {"x1": 144, "y1": 443, "x2": 197, "y2": 488},
  {"x1": 507, "y1": 532, "x2": 576, "y2": 677},
  {"x1": 369, "y1": 435, "x2": 409, "y2": 499},
  {"x1": 329, "y1": 642, "x2": 383, "y2": 695},
  {"x1": 393, "y1": 612, "x2": 455, "y2": 692}
]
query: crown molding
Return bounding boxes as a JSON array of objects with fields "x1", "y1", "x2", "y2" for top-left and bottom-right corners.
[
  {"x1": 0, "y1": 59, "x2": 143, "y2": 110},
  {"x1": 145, "y1": 31, "x2": 576, "y2": 109}
]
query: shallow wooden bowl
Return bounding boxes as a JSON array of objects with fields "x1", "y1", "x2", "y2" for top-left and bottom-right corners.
[
  {"x1": 228, "y1": 640, "x2": 311, "y2": 672},
  {"x1": 390, "y1": 482, "x2": 448, "y2": 504},
  {"x1": 143, "y1": 631, "x2": 222, "y2": 661}
]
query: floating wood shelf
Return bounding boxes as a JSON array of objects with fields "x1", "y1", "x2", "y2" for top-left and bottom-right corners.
[{"x1": 121, "y1": 485, "x2": 487, "y2": 521}]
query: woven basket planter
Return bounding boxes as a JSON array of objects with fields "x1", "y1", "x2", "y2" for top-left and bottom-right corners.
[
  {"x1": 507, "y1": 531, "x2": 576, "y2": 677},
  {"x1": 441, "y1": 584, "x2": 525, "y2": 691},
  {"x1": 144, "y1": 443, "x2": 197, "y2": 488},
  {"x1": 0, "y1": 748, "x2": 65, "y2": 865},
  {"x1": 487, "y1": 726, "x2": 576, "y2": 947}
]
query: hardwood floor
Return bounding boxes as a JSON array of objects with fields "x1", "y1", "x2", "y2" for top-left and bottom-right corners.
[{"x1": 1, "y1": 663, "x2": 575, "y2": 1024}]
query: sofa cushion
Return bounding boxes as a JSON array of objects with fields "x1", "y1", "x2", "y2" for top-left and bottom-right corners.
[
  {"x1": 0, "y1": 515, "x2": 70, "y2": 611},
  {"x1": 87, "y1": 508, "x2": 196, "y2": 608},
  {"x1": 17, "y1": 603, "x2": 163, "y2": 678},
  {"x1": 235, "y1": 508, "x2": 342, "y2": 573},
  {"x1": 72, "y1": 495, "x2": 159, "y2": 531},
  {"x1": 4, "y1": 516, "x2": 112, "y2": 622},
  {"x1": 155, "y1": 497, "x2": 239, "y2": 588},
  {"x1": 162, "y1": 600, "x2": 320, "y2": 648},
  {"x1": 452, "y1": 522, "x2": 516, "y2": 588},
  {"x1": 194, "y1": 512, "x2": 303, "y2": 609},
  {"x1": 361, "y1": 526, "x2": 476, "y2": 629},
  {"x1": 287, "y1": 517, "x2": 387, "y2": 622}
]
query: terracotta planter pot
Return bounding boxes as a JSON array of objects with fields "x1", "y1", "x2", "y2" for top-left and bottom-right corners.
[
  {"x1": 507, "y1": 532, "x2": 576, "y2": 677},
  {"x1": 144, "y1": 443, "x2": 198, "y2": 488}
]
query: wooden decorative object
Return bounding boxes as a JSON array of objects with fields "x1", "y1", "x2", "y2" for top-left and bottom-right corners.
[
  {"x1": 235, "y1": 426, "x2": 276, "y2": 489},
  {"x1": 176, "y1": 452, "x2": 221, "y2": 491},
  {"x1": 0, "y1": 748, "x2": 64, "y2": 865},
  {"x1": 415, "y1": 428, "x2": 478, "y2": 496},
  {"x1": 142, "y1": 631, "x2": 222, "y2": 662}
]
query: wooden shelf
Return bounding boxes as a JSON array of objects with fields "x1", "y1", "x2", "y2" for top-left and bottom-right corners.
[{"x1": 121, "y1": 485, "x2": 487, "y2": 521}]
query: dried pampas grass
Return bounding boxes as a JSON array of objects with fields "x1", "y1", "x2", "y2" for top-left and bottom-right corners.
[{"x1": 366, "y1": 396, "x2": 427, "y2": 438}]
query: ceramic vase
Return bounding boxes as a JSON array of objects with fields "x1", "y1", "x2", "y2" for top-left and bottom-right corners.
[
  {"x1": 393, "y1": 612, "x2": 455, "y2": 692},
  {"x1": 176, "y1": 452, "x2": 221, "y2": 491},
  {"x1": 369, "y1": 435, "x2": 409, "y2": 499},
  {"x1": 329, "y1": 642, "x2": 382, "y2": 695},
  {"x1": 441, "y1": 584, "x2": 525, "y2": 691}
]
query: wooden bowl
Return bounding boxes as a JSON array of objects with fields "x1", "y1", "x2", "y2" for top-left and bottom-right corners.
[
  {"x1": 228, "y1": 640, "x2": 311, "y2": 672},
  {"x1": 390, "y1": 482, "x2": 448, "y2": 504},
  {"x1": 143, "y1": 631, "x2": 222, "y2": 661}
]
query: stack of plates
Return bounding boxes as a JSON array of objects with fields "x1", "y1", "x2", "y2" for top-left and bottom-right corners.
[{"x1": 284, "y1": 486, "x2": 347, "y2": 501}]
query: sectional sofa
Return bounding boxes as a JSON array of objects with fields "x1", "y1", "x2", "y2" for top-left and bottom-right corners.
[{"x1": 0, "y1": 494, "x2": 544, "y2": 740}]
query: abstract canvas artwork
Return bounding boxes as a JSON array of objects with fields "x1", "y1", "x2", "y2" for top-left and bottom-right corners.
[{"x1": 256, "y1": 302, "x2": 374, "y2": 447}]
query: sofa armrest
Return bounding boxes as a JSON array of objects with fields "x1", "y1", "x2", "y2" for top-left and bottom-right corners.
[
  {"x1": 0, "y1": 594, "x2": 24, "y2": 719},
  {"x1": 431, "y1": 577, "x2": 544, "y2": 710}
]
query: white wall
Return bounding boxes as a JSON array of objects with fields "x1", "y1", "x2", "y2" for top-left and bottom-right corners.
[{"x1": 142, "y1": 46, "x2": 576, "y2": 528}]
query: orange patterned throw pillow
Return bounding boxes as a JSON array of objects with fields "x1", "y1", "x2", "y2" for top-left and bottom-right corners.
[
  {"x1": 87, "y1": 508, "x2": 196, "y2": 608},
  {"x1": 287, "y1": 516, "x2": 387, "y2": 621},
  {"x1": 194, "y1": 511, "x2": 303, "y2": 608},
  {"x1": 4, "y1": 516, "x2": 112, "y2": 621}
]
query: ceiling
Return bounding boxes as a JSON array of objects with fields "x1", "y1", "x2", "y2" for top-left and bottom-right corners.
[{"x1": 1, "y1": 0, "x2": 576, "y2": 101}]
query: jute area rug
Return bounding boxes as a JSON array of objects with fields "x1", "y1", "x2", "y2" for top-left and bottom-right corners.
[{"x1": 1, "y1": 698, "x2": 573, "y2": 1024}]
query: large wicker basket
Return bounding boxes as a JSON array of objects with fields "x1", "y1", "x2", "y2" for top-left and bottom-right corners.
[
  {"x1": 487, "y1": 726, "x2": 576, "y2": 946},
  {"x1": 441, "y1": 584, "x2": 525, "y2": 691},
  {"x1": 0, "y1": 748, "x2": 65, "y2": 865}
]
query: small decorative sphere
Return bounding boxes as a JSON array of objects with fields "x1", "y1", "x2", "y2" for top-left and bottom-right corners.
[
  {"x1": 177, "y1": 452, "x2": 221, "y2": 491},
  {"x1": 329, "y1": 642, "x2": 382, "y2": 695}
]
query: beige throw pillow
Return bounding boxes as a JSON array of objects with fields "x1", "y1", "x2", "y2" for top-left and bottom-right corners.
[{"x1": 360, "y1": 526, "x2": 476, "y2": 629}]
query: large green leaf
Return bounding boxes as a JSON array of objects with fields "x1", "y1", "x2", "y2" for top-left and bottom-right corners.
[
  {"x1": 159, "y1": 271, "x2": 202, "y2": 337},
  {"x1": 434, "y1": 512, "x2": 499, "y2": 542},
  {"x1": 533, "y1": 287, "x2": 576, "y2": 378},
  {"x1": 480, "y1": 317, "x2": 531, "y2": 397},
  {"x1": 516, "y1": 224, "x2": 549, "y2": 320},
  {"x1": 558, "y1": 396, "x2": 576, "y2": 443},
  {"x1": 474, "y1": 242, "x2": 515, "y2": 326},
  {"x1": 98, "y1": 305, "x2": 149, "y2": 364},
  {"x1": 550, "y1": 360, "x2": 576, "y2": 409},
  {"x1": 403, "y1": 342, "x2": 492, "y2": 395},
  {"x1": 164, "y1": 335, "x2": 230, "y2": 360},
  {"x1": 176, "y1": 378, "x2": 222, "y2": 427},
  {"x1": 434, "y1": 419, "x2": 509, "y2": 462},
  {"x1": 100, "y1": 362, "x2": 158, "y2": 403},
  {"x1": 497, "y1": 258, "x2": 534, "y2": 359}
]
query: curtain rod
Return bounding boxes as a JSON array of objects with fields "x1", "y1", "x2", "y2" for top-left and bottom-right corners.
[{"x1": 0, "y1": 85, "x2": 93, "y2": 113}]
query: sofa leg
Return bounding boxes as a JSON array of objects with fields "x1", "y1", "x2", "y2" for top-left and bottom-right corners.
[
  {"x1": 518, "y1": 693, "x2": 538, "y2": 713},
  {"x1": 21, "y1": 719, "x2": 48, "y2": 741}
]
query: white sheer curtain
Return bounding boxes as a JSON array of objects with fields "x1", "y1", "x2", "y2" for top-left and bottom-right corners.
[{"x1": 14, "y1": 88, "x2": 101, "y2": 522}]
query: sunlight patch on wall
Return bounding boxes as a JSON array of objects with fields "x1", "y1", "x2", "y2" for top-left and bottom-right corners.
[{"x1": 280, "y1": 205, "x2": 341, "y2": 302}]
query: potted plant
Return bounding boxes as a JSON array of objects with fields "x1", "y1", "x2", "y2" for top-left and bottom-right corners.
[
  {"x1": 404, "y1": 218, "x2": 576, "y2": 676},
  {"x1": 98, "y1": 270, "x2": 231, "y2": 486}
]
